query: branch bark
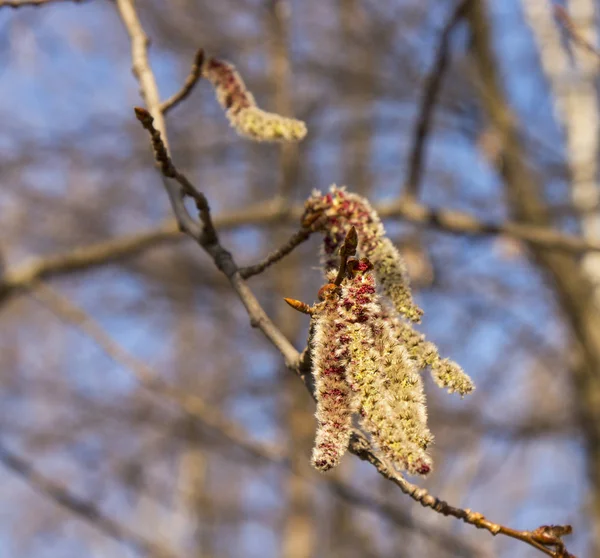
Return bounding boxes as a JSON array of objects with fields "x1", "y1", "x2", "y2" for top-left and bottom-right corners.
[{"x1": 0, "y1": 441, "x2": 176, "y2": 558}]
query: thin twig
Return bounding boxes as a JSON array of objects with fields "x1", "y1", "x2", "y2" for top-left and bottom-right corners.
[
  {"x1": 404, "y1": 0, "x2": 468, "y2": 199},
  {"x1": 239, "y1": 225, "x2": 315, "y2": 279},
  {"x1": 0, "y1": 441, "x2": 176, "y2": 558},
  {"x1": 0, "y1": 0, "x2": 82, "y2": 7},
  {"x1": 348, "y1": 433, "x2": 573, "y2": 557},
  {"x1": 160, "y1": 48, "x2": 205, "y2": 115},
  {"x1": 554, "y1": 4, "x2": 600, "y2": 62},
  {"x1": 4, "y1": 195, "x2": 600, "y2": 310},
  {"x1": 117, "y1": 0, "x2": 299, "y2": 372},
  {"x1": 134, "y1": 107, "x2": 218, "y2": 245}
]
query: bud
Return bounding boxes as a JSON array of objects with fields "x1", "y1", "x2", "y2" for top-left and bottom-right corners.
[
  {"x1": 284, "y1": 298, "x2": 313, "y2": 315},
  {"x1": 304, "y1": 186, "x2": 422, "y2": 322}
]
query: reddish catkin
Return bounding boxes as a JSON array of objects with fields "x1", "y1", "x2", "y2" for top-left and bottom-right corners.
[
  {"x1": 303, "y1": 186, "x2": 423, "y2": 323},
  {"x1": 290, "y1": 216, "x2": 475, "y2": 474},
  {"x1": 201, "y1": 56, "x2": 307, "y2": 142},
  {"x1": 310, "y1": 286, "x2": 356, "y2": 471}
]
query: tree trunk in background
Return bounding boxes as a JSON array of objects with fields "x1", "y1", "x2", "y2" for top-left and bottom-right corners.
[
  {"x1": 268, "y1": 0, "x2": 300, "y2": 201},
  {"x1": 466, "y1": 2, "x2": 600, "y2": 552},
  {"x1": 277, "y1": 259, "x2": 315, "y2": 558},
  {"x1": 338, "y1": 0, "x2": 373, "y2": 195},
  {"x1": 170, "y1": 268, "x2": 216, "y2": 558},
  {"x1": 522, "y1": 0, "x2": 600, "y2": 298},
  {"x1": 267, "y1": 3, "x2": 316, "y2": 557}
]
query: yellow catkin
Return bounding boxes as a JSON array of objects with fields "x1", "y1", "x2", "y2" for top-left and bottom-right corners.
[
  {"x1": 376, "y1": 322, "x2": 434, "y2": 454},
  {"x1": 370, "y1": 238, "x2": 423, "y2": 323},
  {"x1": 346, "y1": 324, "x2": 432, "y2": 475},
  {"x1": 202, "y1": 55, "x2": 307, "y2": 143},
  {"x1": 336, "y1": 265, "x2": 432, "y2": 475},
  {"x1": 387, "y1": 312, "x2": 475, "y2": 396},
  {"x1": 233, "y1": 107, "x2": 307, "y2": 142}
]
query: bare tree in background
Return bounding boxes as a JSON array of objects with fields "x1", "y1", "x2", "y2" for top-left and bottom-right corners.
[{"x1": 1, "y1": 0, "x2": 600, "y2": 557}]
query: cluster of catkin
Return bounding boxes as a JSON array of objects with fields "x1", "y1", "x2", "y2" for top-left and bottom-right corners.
[
  {"x1": 299, "y1": 186, "x2": 475, "y2": 475},
  {"x1": 197, "y1": 53, "x2": 472, "y2": 476},
  {"x1": 201, "y1": 55, "x2": 307, "y2": 142}
]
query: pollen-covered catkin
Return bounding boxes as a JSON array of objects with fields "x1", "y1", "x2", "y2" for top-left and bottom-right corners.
[
  {"x1": 201, "y1": 56, "x2": 307, "y2": 142},
  {"x1": 310, "y1": 286, "x2": 356, "y2": 471},
  {"x1": 376, "y1": 320, "x2": 434, "y2": 458},
  {"x1": 303, "y1": 186, "x2": 422, "y2": 322},
  {"x1": 337, "y1": 261, "x2": 432, "y2": 475},
  {"x1": 291, "y1": 221, "x2": 475, "y2": 474},
  {"x1": 386, "y1": 312, "x2": 475, "y2": 396}
]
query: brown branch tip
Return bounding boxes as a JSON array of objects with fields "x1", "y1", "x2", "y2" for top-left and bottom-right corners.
[
  {"x1": 160, "y1": 48, "x2": 205, "y2": 114},
  {"x1": 133, "y1": 107, "x2": 175, "y2": 177},
  {"x1": 284, "y1": 298, "x2": 313, "y2": 315}
]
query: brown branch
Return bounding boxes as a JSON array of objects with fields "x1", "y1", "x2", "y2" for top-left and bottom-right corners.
[
  {"x1": 404, "y1": 0, "x2": 468, "y2": 199},
  {"x1": 32, "y1": 283, "x2": 478, "y2": 557},
  {"x1": 4, "y1": 195, "x2": 600, "y2": 311},
  {"x1": 0, "y1": 441, "x2": 176, "y2": 558},
  {"x1": 0, "y1": 0, "x2": 82, "y2": 7},
  {"x1": 0, "y1": 0, "x2": 577, "y2": 554},
  {"x1": 0, "y1": 201, "x2": 288, "y2": 304},
  {"x1": 239, "y1": 223, "x2": 316, "y2": 279},
  {"x1": 554, "y1": 4, "x2": 600, "y2": 62},
  {"x1": 116, "y1": 0, "x2": 167, "y2": 145},
  {"x1": 377, "y1": 197, "x2": 600, "y2": 254},
  {"x1": 116, "y1": 0, "x2": 299, "y2": 373},
  {"x1": 159, "y1": 48, "x2": 204, "y2": 115},
  {"x1": 0, "y1": 222, "x2": 179, "y2": 300},
  {"x1": 134, "y1": 107, "x2": 218, "y2": 245},
  {"x1": 348, "y1": 433, "x2": 573, "y2": 557}
]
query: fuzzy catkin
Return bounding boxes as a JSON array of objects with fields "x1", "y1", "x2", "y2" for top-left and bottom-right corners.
[
  {"x1": 303, "y1": 186, "x2": 422, "y2": 322},
  {"x1": 310, "y1": 291, "x2": 356, "y2": 471},
  {"x1": 386, "y1": 311, "x2": 475, "y2": 396},
  {"x1": 376, "y1": 320, "x2": 434, "y2": 457},
  {"x1": 202, "y1": 57, "x2": 307, "y2": 142},
  {"x1": 337, "y1": 263, "x2": 432, "y2": 475}
]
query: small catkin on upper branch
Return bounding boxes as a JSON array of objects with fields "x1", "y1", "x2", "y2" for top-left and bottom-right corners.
[{"x1": 201, "y1": 53, "x2": 307, "y2": 142}]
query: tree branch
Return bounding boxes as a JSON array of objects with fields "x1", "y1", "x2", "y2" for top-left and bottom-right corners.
[
  {"x1": 73, "y1": 2, "x2": 580, "y2": 555},
  {"x1": 131, "y1": 110, "x2": 575, "y2": 557},
  {"x1": 4, "y1": 194, "x2": 600, "y2": 311},
  {"x1": 239, "y1": 223, "x2": 316, "y2": 279},
  {"x1": 31, "y1": 282, "x2": 478, "y2": 557},
  {"x1": 0, "y1": 441, "x2": 176, "y2": 558},
  {"x1": 404, "y1": 0, "x2": 468, "y2": 199},
  {"x1": 554, "y1": 4, "x2": 600, "y2": 62},
  {"x1": 160, "y1": 48, "x2": 205, "y2": 115},
  {"x1": 0, "y1": 0, "x2": 83, "y2": 7}
]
